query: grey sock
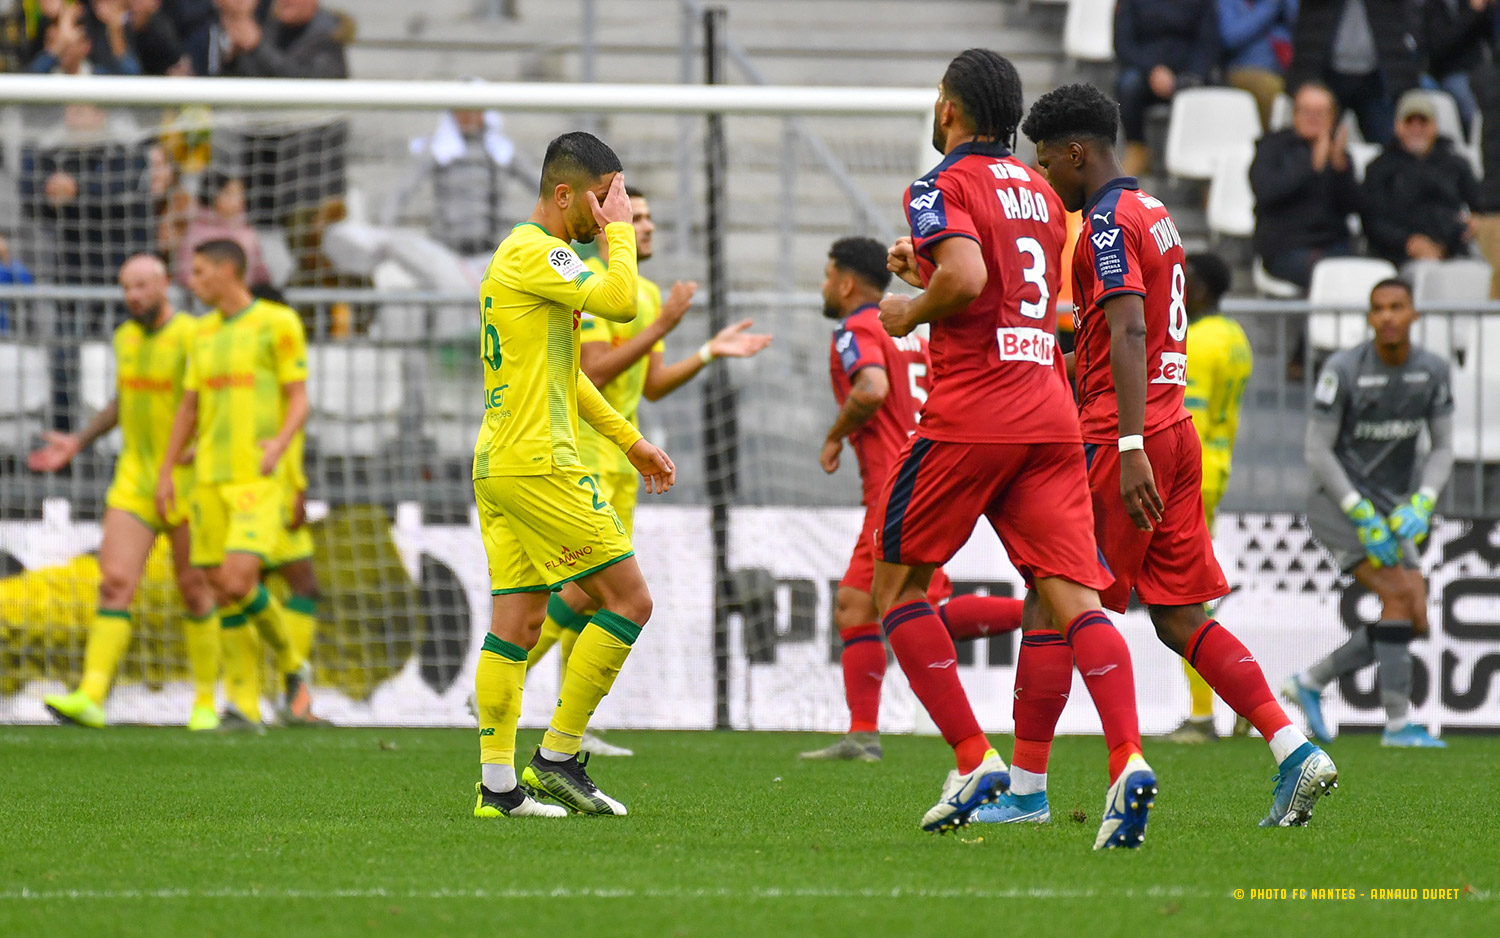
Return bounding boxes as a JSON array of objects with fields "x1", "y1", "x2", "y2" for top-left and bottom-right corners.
[
  {"x1": 1372, "y1": 621, "x2": 1415, "y2": 733},
  {"x1": 1305, "y1": 626, "x2": 1376, "y2": 689}
]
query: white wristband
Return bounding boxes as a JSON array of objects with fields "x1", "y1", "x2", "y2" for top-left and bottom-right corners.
[
  {"x1": 1340, "y1": 491, "x2": 1364, "y2": 513},
  {"x1": 698, "y1": 342, "x2": 714, "y2": 365},
  {"x1": 1117, "y1": 435, "x2": 1144, "y2": 453}
]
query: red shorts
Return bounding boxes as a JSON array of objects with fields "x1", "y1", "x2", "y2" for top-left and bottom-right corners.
[
  {"x1": 841, "y1": 504, "x2": 952, "y2": 602},
  {"x1": 1088, "y1": 418, "x2": 1228, "y2": 613},
  {"x1": 871, "y1": 437, "x2": 1112, "y2": 592}
]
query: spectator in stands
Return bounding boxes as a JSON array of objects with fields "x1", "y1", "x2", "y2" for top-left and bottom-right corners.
[
  {"x1": 383, "y1": 102, "x2": 539, "y2": 261},
  {"x1": 173, "y1": 169, "x2": 270, "y2": 288},
  {"x1": 1114, "y1": 0, "x2": 1221, "y2": 176},
  {"x1": 167, "y1": 0, "x2": 218, "y2": 74},
  {"x1": 128, "y1": 0, "x2": 189, "y2": 74},
  {"x1": 26, "y1": 0, "x2": 140, "y2": 74},
  {"x1": 1219, "y1": 0, "x2": 1299, "y2": 129},
  {"x1": 1361, "y1": 89, "x2": 1480, "y2": 265},
  {"x1": 213, "y1": 0, "x2": 347, "y2": 78},
  {"x1": 1250, "y1": 82, "x2": 1360, "y2": 289},
  {"x1": 0, "y1": 234, "x2": 35, "y2": 334},
  {"x1": 1417, "y1": 0, "x2": 1495, "y2": 132},
  {"x1": 1286, "y1": 0, "x2": 1422, "y2": 146},
  {"x1": 1473, "y1": 60, "x2": 1500, "y2": 297}
]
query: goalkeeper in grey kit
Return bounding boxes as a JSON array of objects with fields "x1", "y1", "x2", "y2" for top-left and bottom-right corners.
[{"x1": 1282, "y1": 278, "x2": 1453, "y2": 749}]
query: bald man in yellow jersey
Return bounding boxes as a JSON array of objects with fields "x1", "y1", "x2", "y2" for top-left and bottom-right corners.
[
  {"x1": 158, "y1": 239, "x2": 314, "y2": 731},
  {"x1": 470, "y1": 132, "x2": 675, "y2": 820},
  {"x1": 526, "y1": 187, "x2": 770, "y2": 757},
  {"x1": 32, "y1": 255, "x2": 221, "y2": 730},
  {"x1": 1167, "y1": 252, "x2": 1255, "y2": 743}
]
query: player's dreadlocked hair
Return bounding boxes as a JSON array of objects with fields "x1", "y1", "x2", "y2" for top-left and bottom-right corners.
[
  {"x1": 941, "y1": 49, "x2": 1024, "y2": 144},
  {"x1": 540, "y1": 131, "x2": 623, "y2": 194},
  {"x1": 828, "y1": 237, "x2": 892, "y2": 292},
  {"x1": 1020, "y1": 82, "x2": 1120, "y2": 148}
]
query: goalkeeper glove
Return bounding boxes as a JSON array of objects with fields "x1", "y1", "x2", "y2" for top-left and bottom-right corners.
[
  {"x1": 1388, "y1": 491, "x2": 1435, "y2": 544},
  {"x1": 1345, "y1": 497, "x2": 1401, "y2": 568}
]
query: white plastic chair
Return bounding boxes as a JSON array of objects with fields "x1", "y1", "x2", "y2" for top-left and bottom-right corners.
[
  {"x1": 305, "y1": 344, "x2": 404, "y2": 456},
  {"x1": 1165, "y1": 88, "x2": 1263, "y2": 181},
  {"x1": 1269, "y1": 93, "x2": 1293, "y2": 131},
  {"x1": 1452, "y1": 318, "x2": 1500, "y2": 461},
  {"x1": 1063, "y1": 0, "x2": 1115, "y2": 62},
  {"x1": 78, "y1": 341, "x2": 122, "y2": 452},
  {"x1": 1348, "y1": 141, "x2": 1382, "y2": 183},
  {"x1": 0, "y1": 341, "x2": 48, "y2": 452},
  {"x1": 1307, "y1": 257, "x2": 1398, "y2": 351},
  {"x1": 1406, "y1": 258, "x2": 1493, "y2": 364},
  {"x1": 1206, "y1": 143, "x2": 1255, "y2": 239},
  {"x1": 1422, "y1": 90, "x2": 1465, "y2": 146},
  {"x1": 1252, "y1": 258, "x2": 1303, "y2": 299}
]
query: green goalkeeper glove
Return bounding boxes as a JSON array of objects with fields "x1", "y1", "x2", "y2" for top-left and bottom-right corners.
[
  {"x1": 1388, "y1": 491, "x2": 1435, "y2": 544},
  {"x1": 1345, "y1": 497, "x2": 1401, "y2": 568}
]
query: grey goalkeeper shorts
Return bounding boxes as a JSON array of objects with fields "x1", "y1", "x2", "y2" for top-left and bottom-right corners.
[{"x1": 1305, "y1": 490, "x2": 1421, "y2": 575}]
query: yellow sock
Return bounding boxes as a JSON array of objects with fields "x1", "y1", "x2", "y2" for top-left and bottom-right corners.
[
  {"x1": 541, "y1": 610, "x2": 641, "y2": 756},
  {"x1": 283, "y1": 594, "x2": 318, "y2": 668},
  {"x1": 182, "y1": 611, "x2": 220, "y2": 709},
  {"x1": 558, "y1": 625, "x2": 582, "y2": 667},
  {"x1": 220, "y1": 615, "x2": 262, "y2": 722},
  {"x1": 543, "y1": 593, "x2": 591, "y2": 670},
  {"x1": 78, "y1": 610, "x2": 132, "y2": 704},
  {"x1": 477, "y1": 633, "x2": 529, "y2": 771},
  {"x1": 528, "y1": 619, "x2": 564, "y2": 667},
  {"x1": 242, "y1": 585, "x2": 301, "y2": 674},
  {"x1": 1184, "y1": 659, "x2": 1215, "y2": 720}
]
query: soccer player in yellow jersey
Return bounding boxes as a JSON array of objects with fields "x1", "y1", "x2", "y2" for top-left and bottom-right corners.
[
  {"x1": 157, "y1": 239, "x2": 313, "y2": 730},
  {"x1": 527, "y1": 187, "x2": 771, "y2": 757},
  {"x1": 30, "y1": 255, "x2": 220, "y2": 730},
  {"x1": 470, "y1": 132, "x2": 674, "y2": 820},
  {"x1": 1167, "y1": 252, "x2": 1255, "y2": 743}
]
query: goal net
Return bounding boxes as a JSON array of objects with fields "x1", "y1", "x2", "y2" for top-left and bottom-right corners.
[{"x1": 1, "y1": 77, "x2": 1489, "y2": 737}]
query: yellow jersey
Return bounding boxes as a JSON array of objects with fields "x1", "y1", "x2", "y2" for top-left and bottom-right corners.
[
  {"x1": 184, "y1": 298, "x2": 308, "y2": 486},
  {"x1": 473, "y1": 220, "x2": 644, "y2": 479},
  {"x1": 113, "y1": 312, "x2": 197, "y2": 493},
  {"x1": 1185, "y1": 313, "x2": 1253, "y2": 476},
  {"x1": 577, "y1": 254, "x2": 665, "y2": 476}
]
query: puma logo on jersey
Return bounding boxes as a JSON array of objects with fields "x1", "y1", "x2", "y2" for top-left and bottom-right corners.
[
  {"x1": 1091, "y1": 229, "x2": 1120, "y2": 250},
  {"x1": 1091, "y1": 211, "x2": 1112, "y2": 226}
]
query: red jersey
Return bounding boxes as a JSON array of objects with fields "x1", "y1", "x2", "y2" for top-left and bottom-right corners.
[
  {"x1": 1071, "y1": 178, "x2": 1193, "y2": 443},
  {"x1": 829, "y1": 304, "x2": 930, "y2": 504},
  {"x1": 904, "y1": 140, "x2": 1080, "y2": 444}
]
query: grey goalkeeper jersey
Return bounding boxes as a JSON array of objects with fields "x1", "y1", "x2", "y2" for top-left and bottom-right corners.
[{"x1": 1309, "y1": 343, "x2": 1454, "y2": 513}]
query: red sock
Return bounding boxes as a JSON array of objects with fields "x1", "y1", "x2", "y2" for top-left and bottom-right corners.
[
  {"x1": 938, "y1": 594, "x2": 1025, "y2": 642},
  {"x1": 839, "y1": 624, "x2": 886, "y2": 734},
  {"x1": 882, "y1": 600, "x2": 988, "y2": 772},
  {"x1": 1011, "y1": 630, "x2": 1073, "y2": 774},
  {"x1": 1064, "y1": 610, "x2": 1142, "y2": 780},
  {"x1": 1185, "y1": 619, "x2": 1291, "y2": 739}
]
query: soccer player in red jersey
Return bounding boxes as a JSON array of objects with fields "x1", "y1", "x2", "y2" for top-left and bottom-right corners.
[
  {"x1": 1016, "y1": 83, "x2": 1337, "y2": 828},
  {"x1": 873, "y1": 50, "x2": 1155, "y2": 845},
  {"x1": 799, "y1": 236, "x2": 1025, "y2": 763}
]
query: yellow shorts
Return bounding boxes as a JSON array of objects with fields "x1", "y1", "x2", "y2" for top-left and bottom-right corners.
[
  {"x1": 267, "y1": 523, "x2": 314, "y2": 569},
  {"x1": 105, "y1": 457, "x2": 191, "y2": 532},
  {"x1": 474, "y1": 465, "x2": 634, "y2": 595},
  {"x1": 190, "y1": 479, "x2": 284, "y2": 568},
  {"x1": 594, "y1": 470, "x2": 639, "y2": 536},
  {"x1": 1201, "y1": 460, "x2": 1229, "y2": 532}
]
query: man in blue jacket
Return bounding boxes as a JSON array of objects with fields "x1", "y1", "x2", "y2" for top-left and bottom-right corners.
[{"x1": 1221, "y1": 0, "x2": 1299, "y2": 129}]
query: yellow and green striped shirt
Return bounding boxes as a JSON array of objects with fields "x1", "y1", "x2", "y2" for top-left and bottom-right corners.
[
  {"x1": 184, "y1": 298, "x2": 308, "y2": 485},
  {"x1": 112, "y1": 312, "x2": 196, "y2": 495},
  {"x1": 1185, "y1": 313, "x2": 1254, "y2": 476}
]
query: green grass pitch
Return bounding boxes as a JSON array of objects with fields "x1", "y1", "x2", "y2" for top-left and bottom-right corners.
[{"x1": 1, "y1": 727, "x2": 1494, "y2": 937}]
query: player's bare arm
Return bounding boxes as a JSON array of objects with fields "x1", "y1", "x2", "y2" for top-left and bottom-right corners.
[
  {"x1": 821, "y1": 367, "x2": 889, "y2": 474},
  {"x1": 886, "y1": 237, "x2": 923, "y2": 288},
  {"x1": 626, "y1": 439, "x2": 676, "y2": 495},
  {"x1": 642, "y1": 318, "x2": 772, "y2": 401},
  {"x1": 156, "y1": 391, "x2": 199, "y2": 522},
  {"x1": 878, "y1": 236, "x2": 985, "y2": 337},
  {"x1": 1102, "y1": 292, "x2": 1164, "y2": 531},
  {"x1": 582, "y1": 281, "x2": 697, "y2": 388},
  {"x1": 27, "y1": 398, "x2": 119, "y2": 472},
  {"x1": 258, "y1": 380, "x2": 308, "y2": 478}
]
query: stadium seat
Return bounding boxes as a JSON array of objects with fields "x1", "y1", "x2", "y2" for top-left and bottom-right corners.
[
  {"x1": 1406, "y1": 258, "x2": 1492, "y2": 364},
  {"x1": 1269, "y1": 93, "x2": 1292, "y2": 131},
  {"x1": 1306, "y1": 257, "x2": 1398, "y2": 351},
  {"x1": 78, "y1": 341, "x2": 121, "y2": 452},
  {"x1": 1164, "y1": 88, "x2": 1262, "y2": 181},
  {"x1": 1424, "y1": 90, "x2": 1465, "y2": 146},
  {"x1": 1252, "y1": 258, "x2": 1302, "y2": 298},
  {"x1": 1206, "y1": 143, "x2": 1255, "y2": 240},
  {"x1": 305, "y1": 344, "x2": 404, "y2": 457},
  {"x1": 1451, "y1": 317, "x2": 1500, "y2": 462},
  {"x1": 1063, "y1": 0, "x2": 1114, "y2": 62},
  {"x1": 1348, "y1": 141, "x2": 1382, "y2": 182},
  {"x1": 1471, "y1": 112, "x2": 1485, "y2": 180},
  {"x1": 0, "y1": 341, "x2": 48, "y2": 452}
]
